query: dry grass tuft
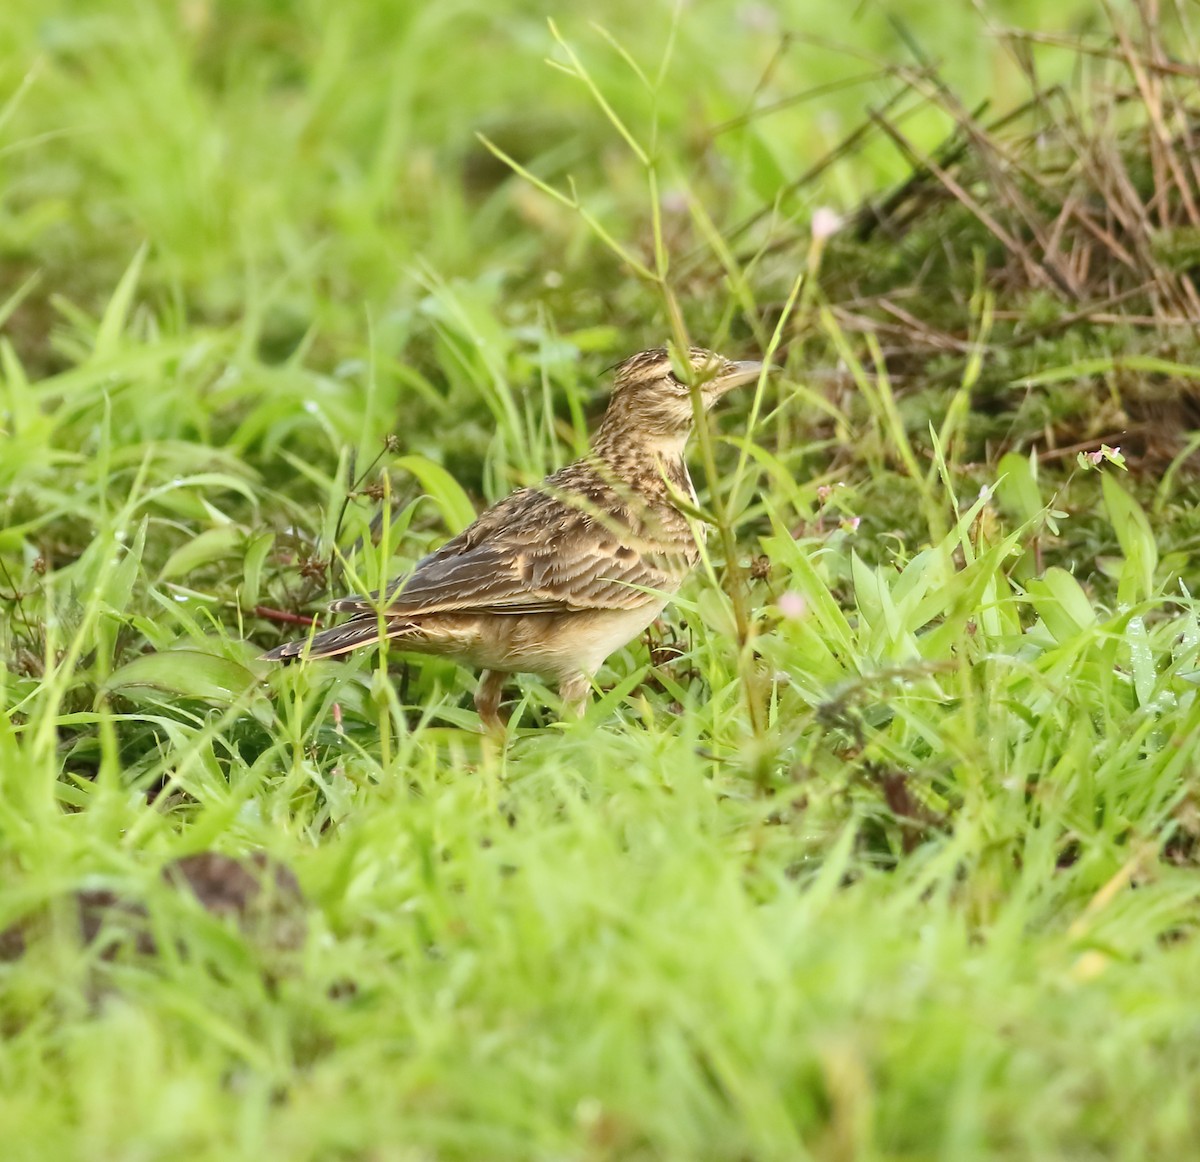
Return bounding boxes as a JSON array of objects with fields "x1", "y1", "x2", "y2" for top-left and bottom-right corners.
[{"x1": 767, "y1": 3, "x2": 1200, "y2": 468}]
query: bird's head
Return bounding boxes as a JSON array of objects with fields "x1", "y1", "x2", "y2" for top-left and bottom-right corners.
[{"x1": 597, "y1": 346, "x2": 765, "y2": 452}]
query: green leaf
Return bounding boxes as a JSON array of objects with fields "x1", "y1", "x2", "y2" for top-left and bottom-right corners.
[
  {"x1": 160, "y1": 525, "x2": 244, "y2": 581},
  {"x1": 240, "y1": 531, "x2": 275, "y2": 610},
  {"x1": 695, "y1": 587, "x2": 738, "y2": 639},
  {"x1": 105, "y1": 519, "x2": 148, "y2": 616},
  {"x1": 394, "y1": 454, "x2": 478, "y2": 534},
  {"x1": 93, "y1": 242, "x2": 148, "y2": 362},
  {"x1": 995, "y1": 451, "x2": 1043, "y2": 525},
  {"x1": 1126, "y1": 615, "x2": 1157, "y2": 708},
  {"x1": 763, "y1": 508, "x2": 856, "y2": 663},
  {"x1": 106, "y1": 649, "x2": 263, "y2": 706},
  {"x1": 1021, "y1": 354, "x2": 1200, "y2": 387},
  {"x1": 1026, "y1": 568, "x2": 1097, "y2": 644},
  {"x1": 1102, "y1": 473, "x2": 1157, "y2": 604}
]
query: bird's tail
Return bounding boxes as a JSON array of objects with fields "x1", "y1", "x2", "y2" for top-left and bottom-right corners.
[{"x1": 260, "y1": 616, "x2": 401, "y2": 663}]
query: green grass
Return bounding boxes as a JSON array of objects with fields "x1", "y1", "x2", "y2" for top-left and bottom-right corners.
[{"x1": 3, "y1": 0, "x2": 1200, "y2": 1158}]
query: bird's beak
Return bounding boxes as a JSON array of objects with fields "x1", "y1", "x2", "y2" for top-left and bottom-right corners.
[{"x1": 712, "y1": 359, "x2": 770, "y2": 393}]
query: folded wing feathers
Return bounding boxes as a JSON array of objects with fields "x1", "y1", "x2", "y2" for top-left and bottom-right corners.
[{"x1": 326, "y1": 460, "x2": 693, "y2": 622}]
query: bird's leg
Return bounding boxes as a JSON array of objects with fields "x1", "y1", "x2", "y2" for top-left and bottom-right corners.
[
  {"x1": 474, "y1": 669, "x2": 507, "y2": 735},
  {"x1": 557, "y1": 672, "x2": 593, "y2": 722}
]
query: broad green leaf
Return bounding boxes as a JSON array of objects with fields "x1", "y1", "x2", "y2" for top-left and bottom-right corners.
[
  {"x1": 850, "y1": 551, "x2": 883, "y2": 633},
  {"x1": 160, "y1": 525, "x2": 245, "y2": 580},
  {"x1": 851, "y1": 552, "x2": 918, "y2": 661},
  {"x1": 695, "y1": 587, "x2": 738, "y2": 639},
  {"x1": 240, "y1": 531, "x2": 275, "y2": 610},
  {"x1": 1026, "y1": 568, "x2": 1097, "y2": 644},
  {"x1": 394, "y1": 454, "x2": 478, "y2": 534},
  {"x1": 1102, "y1": 473, "x2": 1157, "y2": 604},
  {"x1": 106, "y1": 649, "x2": 263, "y2": 706},
  {"x1": 995, "y1": 451, "x2": 1043, "y2": 524},
  {"x1": 139, "y1": 472, "x2": 261, "y2": 513}
]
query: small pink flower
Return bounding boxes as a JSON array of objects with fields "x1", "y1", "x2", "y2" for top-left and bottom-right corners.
[
  {"x1": 812, "y1": 207, "x2": 843, "y2": 240},
  {"x1": 660, "y1": 189, "x2": 689, "y2": 215},
  {"x1": 816, "y1": 484, "x2": 833, "y2": 502},
  {"x1": 778, "y1": 591, "x2": 807, "y2": 620},
  {"x1": 841, "y1": 516, "x2": 861, "y2": 533},
  {"x1": 1078, "y1": 444, "x2": 1126, "y2": 472},
  {"x1": 738, "y1": 3, "x2": 778, "y2": 32}
]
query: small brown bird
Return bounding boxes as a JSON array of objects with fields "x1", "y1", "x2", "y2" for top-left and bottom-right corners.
[{"x1": 262, "y1": 346, "x2": 765, "y2": 730}]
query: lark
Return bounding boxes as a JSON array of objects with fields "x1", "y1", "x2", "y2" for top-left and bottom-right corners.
[{"x1": 262, "y1": 346, "x2": 765, "y2": 730}]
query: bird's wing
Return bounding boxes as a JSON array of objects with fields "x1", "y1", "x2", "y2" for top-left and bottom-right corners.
[{"x1": 332, "y1": 464, "x2": 693, "y2": 618}]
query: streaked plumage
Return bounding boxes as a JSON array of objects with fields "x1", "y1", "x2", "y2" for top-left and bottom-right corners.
[{"x1": 262, "y1": 346, "x2": 765, "y2": 731}]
